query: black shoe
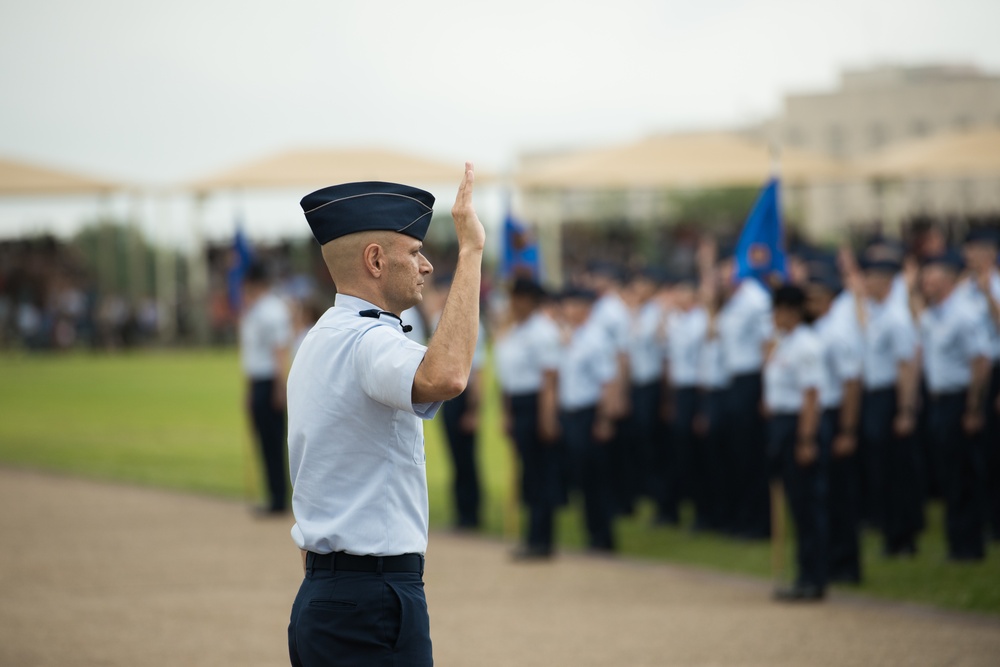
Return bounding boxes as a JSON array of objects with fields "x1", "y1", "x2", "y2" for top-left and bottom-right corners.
[
  {"x1": 773, "y1": 584, "x2": 825, "y2": 602},
  {"x1": 828, "y1": 571, "x2": 862, "y2": 585},
  {"x1": 511, "y1": 546, "x2": 553, "y2": 562}
]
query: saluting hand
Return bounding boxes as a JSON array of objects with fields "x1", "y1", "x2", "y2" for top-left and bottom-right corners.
[{"x1": 451, "y1": 162, "x2": 486, "y2": 253}]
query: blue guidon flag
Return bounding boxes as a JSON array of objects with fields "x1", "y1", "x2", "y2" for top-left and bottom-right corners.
[
  {"x1": 501, "y1": 211, "x2": 542, "y2": 280},
  {"x1": 734, "y1": 177, "x2": 787, "y2": 284},
  {"x1": 227, "y1": 222, "x2": 254, "y2": 311}
]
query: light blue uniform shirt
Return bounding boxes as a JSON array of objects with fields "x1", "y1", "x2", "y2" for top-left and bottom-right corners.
[
  {"x1": 629, "y1": 301, "x2": 666, "y2": 386},
  {"x1": 764, "y1": 324, "x2": 824, "y2": 414},
  {"x1": 698, "y1": 334, "x2": 730, "y2": 390},
  {"x1": 494, "y1": 311, "x2": 560, "y2": 395},
  {"x1": 558, "y1": 317, "x2": 618, "y2": 411},
  {"x1": 401, "y1": 306, "x2": 427, "y2": 345},
  {"x1": 593, "y1": 292, "x2": 631, "y2": 354},
  {"x1": 813, "y1": 308, "x2": 863, "y2": 409},
  {"x1": 862, "y1": 297, "x2": 918, "y2": 391},
  {"x1": 239, "y1": 292, "x2": 292, "y2": 379},
  {"x1": 286, "y1": 294, "x2": 443, "y2": 556},
  {"x1": 667, "y1": 307, "x2": 708, "y2": 388},
  {"x1": 920, "y1": 288, "x2": 992, "y2": 394},
  {"x1": 955, "y1": 272, "x2": 1000, "y2": 361},
  {"x1": 719, "y1": 279, "x2": 773, "y2": 376}
]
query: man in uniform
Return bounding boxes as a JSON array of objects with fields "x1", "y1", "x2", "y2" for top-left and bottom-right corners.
[
  {"x1": 859, "y1": 256, "x2": 922, "y2": 557},
  {"x1": 806, "y1": 267, "x2": 864, "y2": 584},
  {"x1": 764, "y1": 285, "x2": 826, "y2": 601},
  {"x1": 286, "y1": 164, "x2": 485, "y2": 666},
  {"x1": 495, "y1": 277, "x2": 561, "y2": 559},
  {"x1": 959, "y1": 228, "x2": 1000, "y2": 541},
  {"x1": 239, "y1": 261, "x2": 292, "y2": 515},
  {"x1": 557, "y1": 287, "x2": 620, "y2": 553},
  {"x1": 717, "y1": 249, "x2": 774, "y2": 539},
  {"x1": 919, "y1": 250, "x2": 992, "y2": 561},
  {"x1": 665, "y1": 274, "x2": 710, "y2": 529},
  {"x1": 624, "y1": 269, "x2": 670, "y2": 522},
  {"x1": 587, "y1": 263, "x2": 635, "y2": 515}
]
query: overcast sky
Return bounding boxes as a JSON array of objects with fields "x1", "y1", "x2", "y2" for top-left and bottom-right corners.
[{"x1": 1, "y1": 0, "x2": 998, "y2": 241}]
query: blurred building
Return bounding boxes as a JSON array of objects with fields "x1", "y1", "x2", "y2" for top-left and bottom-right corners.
[
  {"x1": 751, "y1": 63, "x2": 1000, "y2": 238},
  {"x1": 773, "y1": 64, "x2": 1000, "y2": 158}
]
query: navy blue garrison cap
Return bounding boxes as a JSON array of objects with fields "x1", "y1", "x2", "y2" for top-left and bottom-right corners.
[
  {"x1": 300, "y1": 181, "x2": 435, "y2": 245},
  {"x1": 860, "y1": 254, "x2": 901, "y2": 274},
  {"x1": 965, "y1": 228, "x2": 1000, "y2": 246},
  {"x1": 922, "y1": 249, "x2": 964, "y2": 272}
]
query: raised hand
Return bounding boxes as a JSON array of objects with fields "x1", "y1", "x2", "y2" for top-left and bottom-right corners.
[{"x1": 451, "y1": 162, "x2": 486, "y2": 253}]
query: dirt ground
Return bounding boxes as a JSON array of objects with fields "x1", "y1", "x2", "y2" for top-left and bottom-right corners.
[{"x1": 1, "y1": 467, "x2": 999, "y2": 667}]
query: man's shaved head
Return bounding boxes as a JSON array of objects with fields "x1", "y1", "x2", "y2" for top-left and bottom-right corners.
[
  {"x1": 321, "y1": 231, "x2": 399, "y2": 289},
  {"x1": 320, "y1": 230, "x2": 433, "y2": 315}
]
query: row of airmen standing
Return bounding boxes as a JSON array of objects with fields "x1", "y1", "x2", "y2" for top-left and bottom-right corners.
[{"x1": 488, "y1": 228, "x2": 1000, "y2": 601}]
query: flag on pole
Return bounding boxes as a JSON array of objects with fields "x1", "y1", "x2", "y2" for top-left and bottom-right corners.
[
  {"x1": 734, "y1": 177, "x2": 787, "y2": 284},
  {"x1": 501, "y1": 212, "x2": 542, "y2": 280},
  {"x1": 227, "y1": 223, "x2": 254, "y2": 311}
]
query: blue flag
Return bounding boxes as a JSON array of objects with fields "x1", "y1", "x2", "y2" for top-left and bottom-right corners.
[
  {"x1": 227, "y1": 223, "x2": 254, "y2": 311},
  {"x1": 734, "y1": 177, "x2": 787, "y2": 284},
  {"x1": 501, "y1": 212, "x2": 542, "y2": 280}
]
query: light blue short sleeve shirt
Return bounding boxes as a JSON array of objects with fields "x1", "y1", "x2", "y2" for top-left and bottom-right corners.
[
  {"x1": 629, "y1": 301, "x2": 667, "y2": 386},
  {"x1": 558, "y1": 318, "x2": 617, "y2": 411},
  {"x1": 667, "y1": 307, "x2": 708, "y2": 388},
  {"x1": 764, "y1": 324, "x2": 824, "y2": 414},
  {"x1": 719, "y1": 279, "x2": 773, "y2": 376},
  {"x1": 494, "y1": 312, "x2": 560, "y2": 395},
  {"x1": 813, "y1": 309, "x2": 863, "y2": 409},
  {"x1": 862, "y1": 298, "x2": 918, "y2": 391},
  {"x1": 287, "y1": 294, "x2": 443, "y2": 557},
  {"x1": 920, "y1": 288, "x2": 992, "y2": 393}
]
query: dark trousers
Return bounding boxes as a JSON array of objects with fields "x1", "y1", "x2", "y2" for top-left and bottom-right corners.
[
  {"x1": 610, "y1": 411, "x2": 639, "y2": 517},
  {"x1": 249, "y1": 378, "x2": 287, "y2": 511},
  {"x1": 986, "y1": 363, "x2": 1000, "y2": 541},
  {"x1": 628, "y1": 381, "x2": 672, "y2": 520},
  {"x1": 927, "y1": 391, "x2": 986, "y2": 560},
  {"x1": 727, "y1": 372, "x2": 770, "y2": 538},
  {"x1": 700, "y1": 388, "x2": 732, "y2": 532},
  {"x1": 672, "y1": 386, "x2": 705, "y2": 527},
  {"x1": 561, "y1": 406, "x2": 615, "y2": 551},
  {"x1": 860, "y1": 388, "x2": 921, "y2": 553},
  {"x1": 442, "y1": 390, "x2": 480, "y2": 529},
  {"x1": 769, "y1": 413, "x2": 828, "y2": 591},
  {"x1": 823, "y1": 409, "x2": 862, "y2": 582},
  {"x1": 289, "y1": 561, "x2": 432, "y2": 666},
  {"x1": 510, "y1": 393, "x2": 556, "y2": 553}
]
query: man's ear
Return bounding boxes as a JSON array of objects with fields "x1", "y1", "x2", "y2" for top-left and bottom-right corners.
[{"x1": 363, "y1": 242, "x2": 384, "y2": 278}]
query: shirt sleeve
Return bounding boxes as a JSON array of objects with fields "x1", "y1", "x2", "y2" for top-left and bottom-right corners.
[
  {"x1": 797, "y1": 336, "x2": 824, "y2": 391},
  {"x1": 471, "y1": 322, "x2": 487, "y2": 371},
  {"x1": 535, "y1": 320, "x2": 561, "y2": 371},
  {"x1": 356, "y1": 324, "x2": 441, "y2": 419},
  {"x1": 961, "y1": 312, "x2": 992, "y2": 359},
  {"x1": 266, "y1": 299, "x2": 293, "y2": 349},
  {"x1": 891, "y1": 310, "x2": 918, "y2": 362},
  {"x1": 592, "y1": 334, "x2": 619, "y2": 386},
  {"x1": 831, "y1": 325, "x2": 863, "y2": 381}
]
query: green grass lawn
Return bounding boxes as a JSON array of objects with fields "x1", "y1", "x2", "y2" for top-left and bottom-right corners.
[{"x1": 1, "y1": 350, "x2": 998, "y2": 615}]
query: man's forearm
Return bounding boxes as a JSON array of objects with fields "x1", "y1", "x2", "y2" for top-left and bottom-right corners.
[
  {"x1": 896, "y1": 359, "x2": 918, "y2": 416},
  {"x1": 419, "y1": 248, "x2": 483, "y2": 399},
  {"x1": 840, "y1": 378, "x2": 861, "y2": 434},
  {"x1": 968, "y1": 356, "x2": 990, "y2": 414},
  {"x1": 797, "y1": 389, "x2": 820, "y2": 440}
]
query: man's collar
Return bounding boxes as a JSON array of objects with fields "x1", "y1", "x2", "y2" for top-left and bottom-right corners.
[{"x1": 334, "y1": 293, "x2": 380, "y2": 312}]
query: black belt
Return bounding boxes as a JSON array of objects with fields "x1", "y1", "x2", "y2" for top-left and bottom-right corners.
[{"x1": 306, "y1": 551, "x2": 424, "y2": 575}]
